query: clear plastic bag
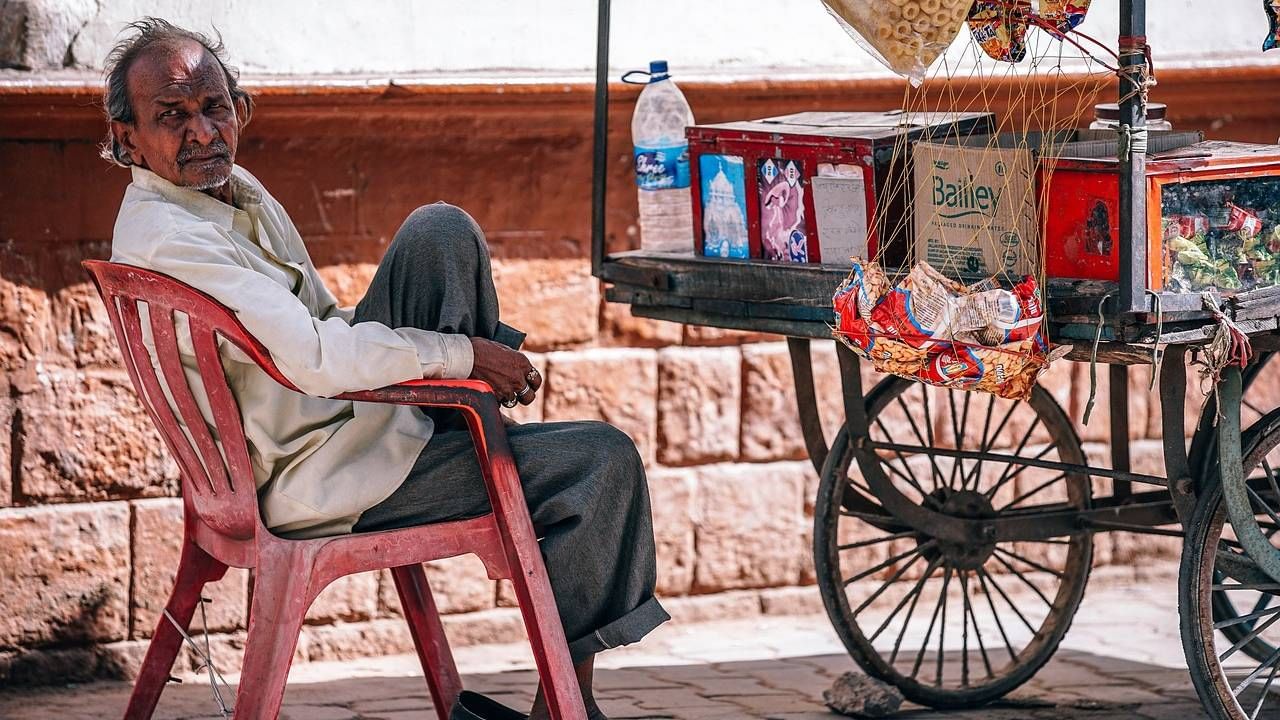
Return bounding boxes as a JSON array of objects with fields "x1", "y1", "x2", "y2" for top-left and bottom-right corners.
[{"x1": 821, "y1": 0, "x2": 972, "y2": 83}]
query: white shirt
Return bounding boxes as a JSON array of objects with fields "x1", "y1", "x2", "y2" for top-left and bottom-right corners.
[{"x1": 111, "y1": 165, "x2": 473, "y2": 538}]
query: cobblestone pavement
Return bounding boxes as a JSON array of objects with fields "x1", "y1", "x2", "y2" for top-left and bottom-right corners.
[{"x1": 0, "y1": 569, "x2": 1212, "y2": 719}]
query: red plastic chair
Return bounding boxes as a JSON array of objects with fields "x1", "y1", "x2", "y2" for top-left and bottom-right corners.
[{"x1": 83, "y1": 260, "x2": 587, "y2": 720}]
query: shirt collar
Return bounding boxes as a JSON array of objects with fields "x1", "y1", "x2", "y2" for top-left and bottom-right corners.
[{"x1": 130, "y1": 164, "x2": 262, "y2": 229}]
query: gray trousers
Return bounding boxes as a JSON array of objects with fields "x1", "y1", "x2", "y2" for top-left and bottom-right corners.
[{"x1": 350, "y1": 203, "x2": 669, "y2": 662}]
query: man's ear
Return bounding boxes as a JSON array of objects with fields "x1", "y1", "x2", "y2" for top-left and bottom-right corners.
[
  {"x1": 110, "y1": 120, "x2": 140, "y2": 165},
  {"x1": 234, "y1": 94, "x2": 252, "y2": 130}
]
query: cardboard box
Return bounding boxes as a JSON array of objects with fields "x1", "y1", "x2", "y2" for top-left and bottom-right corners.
[
  {"x1": 686, "y1": 110, "x2": 995, "y2": 265},
  {"x1": 912, "y1": 141, "x2": 1039, "y2": 280}
]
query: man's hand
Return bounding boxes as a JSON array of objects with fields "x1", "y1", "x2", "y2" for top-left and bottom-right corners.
[{"x1": 467, "y1": 337, "x2": 541, "y2": 406}]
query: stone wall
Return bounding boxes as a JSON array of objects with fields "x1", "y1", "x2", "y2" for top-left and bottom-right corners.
[{"x1": 4, "y1": 70, "x2": 1280, "y2": 685}]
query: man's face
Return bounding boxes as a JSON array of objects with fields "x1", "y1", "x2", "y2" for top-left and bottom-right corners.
[{"x1": 111, "y1": 40, "x2": 239, "y2": 193}]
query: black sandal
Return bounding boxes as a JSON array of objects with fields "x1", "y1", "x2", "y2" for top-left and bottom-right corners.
[{"x1": 449, "y1": 690, "x2": 529, "y2": 720}]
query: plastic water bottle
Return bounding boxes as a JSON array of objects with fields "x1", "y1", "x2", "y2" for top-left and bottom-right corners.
[{"x1": 630, "y1": 60, "x2": 695, "y2": 253}]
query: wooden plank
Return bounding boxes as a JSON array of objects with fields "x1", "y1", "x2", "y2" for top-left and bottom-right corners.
[
  {"x1": 602, "y1": 253, "x2": 844, "y2": 307},
  {"x1": 630, "y1": 304, "x2": 833, "y2": 339}
]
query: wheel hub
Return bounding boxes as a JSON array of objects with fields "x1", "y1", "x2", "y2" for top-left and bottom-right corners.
[{"x1": 917, "y1": 489, "x2": 999, "y2": 571}]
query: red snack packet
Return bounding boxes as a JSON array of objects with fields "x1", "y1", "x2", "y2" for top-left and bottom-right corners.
[
  {"x1": 1179, "y1": 214, "x2": 1210, "y2": 238},
  {"x1": 920, "y1": 346, "x2": 984, "y2": 388},
  {"x1": 1226, "y1": 203, "x2": 1263, "y2": 237}
]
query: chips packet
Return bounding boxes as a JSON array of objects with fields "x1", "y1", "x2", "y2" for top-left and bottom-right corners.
[{"x1": 832, "y1": 259, "x2": 1068, "y2": 400}]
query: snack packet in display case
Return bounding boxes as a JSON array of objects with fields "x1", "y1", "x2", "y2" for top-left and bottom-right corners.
[
  {"x1": 832, "y1": 258, "x2": 1068, "y2": 401},
  {"x1": 820, "y1": 0, "x2": 972, "y2": 83}
]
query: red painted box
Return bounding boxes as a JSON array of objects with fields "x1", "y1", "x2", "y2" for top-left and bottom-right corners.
[
  {"x1": 1044, "y1": 140, "x2": 1280, "y2": 292},
  {"x1": 686, "y1": 110, "x2": 994, "y2": 265}
]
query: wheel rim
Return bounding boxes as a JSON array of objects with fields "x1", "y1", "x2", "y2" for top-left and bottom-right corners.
[
  {"x1": 814, "y1": 377, "x2": 1092, "y2": 708},
  {"x1": 1188, "y1": 413, "x2": 1280, "y2": 720},
  {"x1": 1212, "y1": 353, "x2": 1280, "y2": 663}
]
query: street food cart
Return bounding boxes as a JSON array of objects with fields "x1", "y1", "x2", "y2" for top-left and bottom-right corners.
[{"x1": 590, "y1": 2, "x2": 1280, "y2": 717}]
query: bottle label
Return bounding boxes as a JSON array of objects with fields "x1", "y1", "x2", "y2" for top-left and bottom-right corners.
[{"x1": 634, "y1": 143, "x2": 690, "y2": 190}]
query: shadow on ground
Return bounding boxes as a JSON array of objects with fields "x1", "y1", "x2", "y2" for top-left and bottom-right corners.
[{"x1": 0, "y1": 649, "x2": 1208, "y2": 719}]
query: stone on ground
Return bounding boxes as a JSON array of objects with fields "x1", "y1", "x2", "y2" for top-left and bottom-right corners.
[{"x1": 822, "y1": 671, "x2": 904, "y2": 717}]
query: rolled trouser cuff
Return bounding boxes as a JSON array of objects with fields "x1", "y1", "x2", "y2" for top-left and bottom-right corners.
[{"x1": 566, "y1": 596, "x2": 670, "y2": 664}]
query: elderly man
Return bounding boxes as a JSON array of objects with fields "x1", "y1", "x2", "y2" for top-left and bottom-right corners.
[{"x1": 104, "y1": 18, "x2": 666, "y2": 720}]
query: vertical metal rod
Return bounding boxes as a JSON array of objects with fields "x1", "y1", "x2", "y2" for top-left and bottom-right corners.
[
  {"x1": 590, "y1": 0, "x2": 611, "y2": 278},
  {"x1": 1109, "y1": 365, "x2": 1132, "y2": 501},
  {"x1": 1118, "y1": 0, "x2": 1148, "y2": 313}
]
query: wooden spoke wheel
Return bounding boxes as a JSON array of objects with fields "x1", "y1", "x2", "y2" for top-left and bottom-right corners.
[
  {"x1": 1181, "y1": 408, "x2": 1280, "y2": 720},
  {"x1": 813, "y1": 376, "x2": 1092, "y2": 709}
]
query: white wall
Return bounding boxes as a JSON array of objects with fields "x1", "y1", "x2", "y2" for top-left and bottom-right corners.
[{"x1": 45, "y1": 0, "x2": 1280, "y2": 80}]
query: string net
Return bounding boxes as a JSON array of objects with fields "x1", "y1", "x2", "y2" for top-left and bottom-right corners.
[{"x1": 826, "y1": 1, "x2": 1122, "y2": 399}]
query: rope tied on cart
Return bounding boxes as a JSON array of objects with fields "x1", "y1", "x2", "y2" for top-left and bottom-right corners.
[{"x1": 1196, "y1": 290, "x2": 1254, "y2": 424}]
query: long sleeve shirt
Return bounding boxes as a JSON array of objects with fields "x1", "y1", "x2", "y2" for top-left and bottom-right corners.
[{"x1": 111, "y1": 165, "x2": 472, "y2": 538}]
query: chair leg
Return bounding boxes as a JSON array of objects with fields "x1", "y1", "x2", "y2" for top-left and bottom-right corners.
[
  {"x1": 233, "y1": 544, "x2": 315, "y2": 719},
  {"x1": 504, "y1": 553, "x2": 587, "y2": 720},
  {"x1": 392, "y1": 564, "x2": 463, "y2": 719},
  {"x1": 124, "y1": 542, "x2": 228, "y2": 720}
]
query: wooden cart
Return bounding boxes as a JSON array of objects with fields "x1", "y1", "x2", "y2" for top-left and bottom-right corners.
[{"x1": 589, "y1": 2, "x2": 1280, "y2": 718}]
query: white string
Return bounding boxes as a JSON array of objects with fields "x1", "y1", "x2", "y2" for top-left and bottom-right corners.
[{"x1": 164, "y1": 597, "x2": 235, "y2": 718}]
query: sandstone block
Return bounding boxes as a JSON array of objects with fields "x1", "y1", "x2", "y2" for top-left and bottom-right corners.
[
  {"x1": 440, "y1": 608, "x2": 527, "y2": 647},
  {"x1": 16, "y1": 368, "x2": 179, "y2": 502},
  {"x1": 0, "y1": 502, "x2": 130, "y2": 648},
  {"x1": 660, "y1": 590, "x2": 762, "y2": 625},
  {"x1": 693, "y1": 462, "x2": 807, "y2": 592},
  {"x1": 50, "y1": 281, "x2": 119, "y2": 368},
  {"x1": 315, "y1": 262, "x2": 379, "y2": 308},
  {"x1": 683, "y1": 325, "x2": 781, "y2": 346},
  {"x1": 0, "y1": 389, "x2": 12, "y2": 507},
  {"x1": 0, "y1": 245, "x2": 49, "y2": 373},
  {"x1": 739, "y1": 341, "x2": 849, "y2": 463},
  {"x1": 599, "y1": 299, "x2": 683, "y2": 348},
  {"x1": 759, "y1": 586, "x2": 825, "y2": 616},
  {"x1": 542, "y1": 349, "x2": 657, "y2": 465},
  {"x1": 297, "y1": 620, "x2": 416, "y2": 664},
  {"x1": 656, "y1": 347, "x2": 741, "y2": 465},
  {"x1": 130, "y1": 498, "x2": 248, "y2": 639},
  {"x1": 380, "y1": 554, "x2": 496, "y2": 617},
  {"x1": 491, "y1": 259, "x2": 599, "y2": 351},
  {"x1": 306, "y1": 572, "x2": 381, "y2": 624},
  {"x1": 645, "y1": 467, "x2": 698, "y2": 596}
]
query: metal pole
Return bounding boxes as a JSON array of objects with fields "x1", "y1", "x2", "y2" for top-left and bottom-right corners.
[
  {"x1": 590, "y1": 0, "x2": 611, "y2": 278},
  {"x1": 1118, "y1": 0, "x2": 1148, "y2": 313}
]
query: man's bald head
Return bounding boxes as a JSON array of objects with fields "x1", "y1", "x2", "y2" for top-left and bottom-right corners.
[{"x1": 101, "y1": 18, "x2": 253, "y2": 197}]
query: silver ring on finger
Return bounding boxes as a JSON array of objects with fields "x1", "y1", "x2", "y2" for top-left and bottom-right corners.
[
  {"x1": 526, "y1": 368, "x2": 540, "y2": 385},
  {"x1": 515, "y1": 383, "x2": 533, "y2": 401},
  {"x1": 501, "y1": 394, "x2": 519, "y2": 409}
]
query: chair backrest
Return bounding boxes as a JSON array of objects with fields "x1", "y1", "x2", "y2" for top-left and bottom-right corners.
[{"x1": 83, "y1": 260, "x2": 301, "y2": 541}]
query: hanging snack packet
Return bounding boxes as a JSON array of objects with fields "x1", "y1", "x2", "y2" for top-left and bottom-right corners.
[
  {"x1": 967, "y1": 0, "x2": 1030, "y2": 63},
  {"x1": 821, "y1": 0, "x2": 972, "y2": 83},
  {"x1": 968, "y1": 0, "x2": 1092, "y2": 63},
  {"x1": 1266, "y1": 0, "x2": 1280, "y2": 51},
  {"x1": 832, "y1": 258, "x2": 1067, "y2": 400}
]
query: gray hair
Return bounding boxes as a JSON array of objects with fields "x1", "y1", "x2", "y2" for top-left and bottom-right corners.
[{"x1": 100, "y1": 17, "x2": 254, "y2": 166}]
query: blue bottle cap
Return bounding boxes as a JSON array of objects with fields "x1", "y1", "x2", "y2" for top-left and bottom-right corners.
[{"x1": 648, "y1": 60, "x2": 670, "y2": 81}]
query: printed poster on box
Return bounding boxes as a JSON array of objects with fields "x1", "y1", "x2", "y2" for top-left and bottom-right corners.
[{"x1": 699, "y1": 154, "x2": 750, "y2": 258}]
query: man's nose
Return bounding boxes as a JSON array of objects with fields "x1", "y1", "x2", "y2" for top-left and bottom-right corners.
[{"x1": 187, "y1": 114, "x2": 219, "y2": 145}]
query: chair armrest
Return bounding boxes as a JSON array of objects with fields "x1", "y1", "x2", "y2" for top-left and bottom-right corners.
[{"x1": 337, "y1": 378, "x2": 500, "y2": 411}]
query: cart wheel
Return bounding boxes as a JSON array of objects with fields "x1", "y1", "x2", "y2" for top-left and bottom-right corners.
[
  {"x1": 813, "y1": 376, "x2": 1092, "y2": 709},
  {"x1": 1202, "y1": 352, "x2": 1280, "y2": 662},
  {"x1": 1181, "y1": 408, "x2": 1280, "y2": 720}
]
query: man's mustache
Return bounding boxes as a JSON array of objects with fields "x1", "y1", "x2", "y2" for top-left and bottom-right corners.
[{"x1": 177, "y1": 140, "x2": 231, "y2": 165}]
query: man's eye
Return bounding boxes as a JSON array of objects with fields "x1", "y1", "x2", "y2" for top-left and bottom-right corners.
[{"x1": 159, "y1": 109, "x2": 179, "y2": 118}]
